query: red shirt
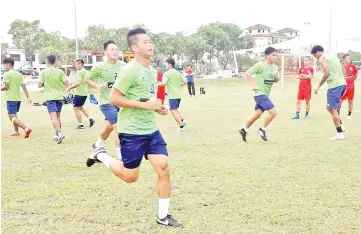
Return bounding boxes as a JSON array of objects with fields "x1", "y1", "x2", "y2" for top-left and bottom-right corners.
[
  {"x1": 186, "y1": 68, "x2": 193, "y2": 76},
  {"x1": 297, "y1": 66, "x2": 314, "y2": 92},
  {"x1": 157, "y1": 72, "x2": 163, "y2": 82},
  {"x1": 343, "y1": 64, "x2": 358, "y2": 88}
]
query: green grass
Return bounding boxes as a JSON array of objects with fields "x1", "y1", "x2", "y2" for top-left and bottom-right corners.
[{"x1": 2, "y1": 76, "x2": 361, "y2": 234}]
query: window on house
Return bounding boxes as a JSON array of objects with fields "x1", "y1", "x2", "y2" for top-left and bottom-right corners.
[
  {"x1": 290, "y1": 32, "x2": 293, "y2": 36},
  {"x1": 268, "y1": 30, "x2": 271, "y2": 33},
  {"x1": 10, "y1": 54, "x2": 21, "y2": 61},
  {"x1": 96, "y1": 56, "x2": 103, "y2": 62},
  {"x1": 262, "y1": 29, "x2": 265, "y2": 33},
  {"x1": 258, "y1": 29, "x2": 261, "y2": 33},
  {"x1": 249, "y1": 30, "x2": 252, "y2": 33}
]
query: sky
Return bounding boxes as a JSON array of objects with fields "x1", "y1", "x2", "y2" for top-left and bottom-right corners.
[{"x1": 0, "y1": 0, "x2": 360, "y2": 48}]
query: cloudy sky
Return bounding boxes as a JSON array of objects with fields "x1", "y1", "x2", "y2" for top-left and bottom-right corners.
[{"x1": 0, "y1": 0, "x2": 360, "y2": 45}]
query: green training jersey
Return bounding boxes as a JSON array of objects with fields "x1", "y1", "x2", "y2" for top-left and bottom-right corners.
[
  {"x1": 89, "y1": 60, "x2": 126, "y2": 105},
  {"x1": 162, "y1": 68, "x2": 184, "y2": 99},
  {"x1": 3, "y1": 70, "x2": 24, "y2": 101},
  {"x1": 39, "y1": 67, "x2": 66, "y2": 101},
  {"x1": 75, "y1": 68, "x2": 89, "y2": 96},
  {"x1": 247, "y1": 61, "x2": 278, "y2": 97},
  {"x1": 321, "y1": 53, "x2": 346, "y2": 89},
  {"x1": 113, "y1": 59, "x2": 158, "y2": 135}
]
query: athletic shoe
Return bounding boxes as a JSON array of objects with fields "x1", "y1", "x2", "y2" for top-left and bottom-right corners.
[
  {"x1": 181, "y1": 119, "x2": 187, "y2": 127},
  {"x1": 10, "y1": 132, "x2": 20, "y2": 136},
  {"x1": 57, "y1": 134, "x2": 65, "y2": 144},
  {"x1": 53, "y1": 135, "x2": 58, "y2": 141},
  {"x1": 304, "y1": 114, "x2": 309, "y2": 119},
  {"x1": 86, "y1": 147, "x2": 107, "y2": 167},
  {"x1": 156, "y1": 215, "x2": 182, "y2": 227},
  {"x1": 258, "y1": 128, "x2": 268, "y2": 141},
  {"x1": 177, "y1": 127, "x2": 186, "y2": 132},
  {"x1": 329, "y1": 133, "x2": 346, "y2": 140},
  {"x1": 291, "y1": 115, "x2": 300, "y2": 120},
  {"x1": 89, "y1": 118, "x2": 95, "y2": 127},
  {"x1": 341, "y1": 125, "x2": 346, "y2": 132},
  {"x1": 347, "y1": 115, "x2": 352, "y2": 120},
  {"x1": 24, "y1": 128, "x2": 32, "y2": 138},
  {"x1": 239, "y1": 128, "x2": 247, "y2": 142},
  {"x1": 76, "y1": 125, "x2": 85, "y2": 130}
]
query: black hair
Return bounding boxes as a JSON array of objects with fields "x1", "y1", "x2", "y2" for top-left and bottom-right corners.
[
  {"x1": 311, "y1": 45, "x2": 324, "y2": 54},
  {"x1": 343, "y1": 54, "x2": 350, "y2": 59},
  {"x1": 47, "y1": 55, "x2": 56, "y2": 65},
  {"x1": 265, "y1": 47, "x2": 277, "y2": 56},
  {"x1": 127, "y1": 28, "x2": 148, "y2": 50},
  {"x1": 166, "y1": 58, "x2": 175, "y2": 68},
  {"x1": 74, "y1": 58, "x2": 84, "y2": 64},
  {"x1": 103, "y1": 40, "x2": 116, "y2": 50},
  {"x1": 2, "y1": 57, "x2": 14, "y2": 66}
]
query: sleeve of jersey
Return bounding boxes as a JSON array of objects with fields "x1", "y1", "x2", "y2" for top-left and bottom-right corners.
[
  {"x1": 162, "y1": 72, "x2": 169, "y2": 83},
  {"x1": 310, "y1": 68, "x2": 314, "y2": 75},
  {"x1": 247, "y1": 62, "x2": 262, "y2": 75},
  {"x1": 89, "y1": 66, "x2": 101, "y2": 80},
  {"x1": 353, "y1": 65, "x2": 358, "y2": 76},
  {"x1": 113, "y1": 68, "x2": 135, "y2": 95},
  {"x1": 3, "y1": 73, "x2": 10, "y2": 83},
  {"x1": 297, "y1": 68, "x2": 302, "y2": 75}
]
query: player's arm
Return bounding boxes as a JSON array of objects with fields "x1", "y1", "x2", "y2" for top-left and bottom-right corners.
[
  {"x1": 158, "y1": 72, "x2": 168, "y2": 87},
  {"x1": 1, "y1": 82, "x2": 9, "y2": 91},
  {"x1": 314, "y1": 57, "x2": 329, "y2": 94},
  {"x1": 110, "y1": 69, "x2": 162, "y2": 111},
  {"x1": 21, "y1": 84, "x2": 32, "y2": 103},
  {"x1": 296, "y1": 68, "x2": 302, "y2": 79},
  {"x1": 245, "y1": 62, "x2": 261, "y2": 90},
  {"x1": 353, "y1": 65, "x2": 358, "y2": 80},
  {"x1": 86, "y1": 66, "x2": 106, "y2": 90}
]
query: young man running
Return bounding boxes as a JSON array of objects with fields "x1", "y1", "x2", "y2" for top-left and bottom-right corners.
[
  {"x1": 86, "y1": 40, "x2": 126, "y2": 159},
  {"x1": 312, "y1": 45, "x2": 347, "y2": 140},
  {"x1": 1, "y1": 57, "x2": 32, "y2": 137},
  {"x1": 156, "y1": 66, "x2": 165, "y2": 103},
  {"x1": 38, "y1": 55, "x2": 68, "y2": 143},
  {"x1": 240, "y1": 47, "x2": 279, "y2": 142},
  {"x1": 159, "y1": 58, "x2": 187, "y2": 132},
  {"x1": 292, "y1": 57, "x2": 314, "y2": 119},
  {"x1": 341, "y1": 54, "x2": 358, "y2": 120},
  {"x1": 86, "y1": 28, "x2": 182, "y2": 227},
  {"x1": 66, "y1": 58, "x2": 95, "y2": 129}
]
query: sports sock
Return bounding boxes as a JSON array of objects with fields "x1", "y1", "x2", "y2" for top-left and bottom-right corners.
[
  {"x1": 305, "y1": 111, "x2": 309, "y2": 115},
  {"x1": 96, "y1": 137, "x2": 105, "y2": 147},
  {"x1": 261, "y1": 127, "x2": 266, "y2": 131},
  {"x1": 296, "y1": 111, "x2": 300, "y2": 116},
  {"x1": 158, "y1": 198, "x2": 170, "y2": 219},
  {"x1": 336, "y1": 126, "x2": 342, "y2": 133},
  {"x1": 97, "y1": 153, "x2": 115, "y2": 169},
  {"x1": 243, "y1": 127, "x2": 249, "y2": 132},
  {"x1": 88, "y1": 116, "x2": 93, "y2": 120},
  {"x1": 116, "y1": 148, "x2": 122, "y2": 160},
  {"x1": 348, "y1": 111, "x2": 351, "y2": 116}
]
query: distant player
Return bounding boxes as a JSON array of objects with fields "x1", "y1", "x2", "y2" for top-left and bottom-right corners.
[
  {"x1": 239, "y1": 47, "x2": 279, "y2": 142},
  {"x1": 186, "y1": 65, "x2": 195, "y2": 97},
  {"x1": 65, "y1": 58, "x2": 95, "y2": 129},
  {"x1": 312, "y1": 45, "x2": 346, "y2": 140},
  {"x1": 159, "y1": 58, "x2": 187, "y2": 132},
  {"x1": 292, "y1": 57, "x2": 314, "y2": 119},
  {"x1": 341, "y1": 54, "x2": 358, "y2": 119},
  {"x1": 1, "y1": 57, "x2": 32, "y2": 137},
  {"x1": 85, "y1": 40, "x2": 126, "y2": 159},
  {"x1": 38, "y1": 55, "x2": 68, "y2": 143},
  {"x1": 86, "y1": 28, "x2": 182, "y2": 227},
  {"x1": 156, "y1": 66, "x2": 165, "y2": 103}
]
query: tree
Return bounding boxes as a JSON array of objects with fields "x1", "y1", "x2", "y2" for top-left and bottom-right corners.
[
  {"x1": 218, "y1": 52, "x2": 234, "y2": 70},
  {"x1": 184, "y1": 35, "x2": 207, "y2": 73},
  {"x1": 83, "y1": 25, "x2": 113, "y2": 51},
  {"x1": 337, "y1": 50, "x2": 361, "y2": 61},
  {"x1": 8, "y1": 19, "x2": 44, "y2": 67},
  {"x1": 1, "y1": 43, "x2": 9, "y2": 61}
]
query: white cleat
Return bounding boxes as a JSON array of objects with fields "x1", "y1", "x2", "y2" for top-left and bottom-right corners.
[
  {"x1": 329, "y1": 133, "x2": 346, "y2": 140},
  {"x1": 177, "y1": 127, "x2": 186, "y2": 132},
  {"x1": 341, "y1": 125, "x2": 346, "y2": 132},
  {"x1": 347, "y1": 116, "x2": 352, "y2": 120}
]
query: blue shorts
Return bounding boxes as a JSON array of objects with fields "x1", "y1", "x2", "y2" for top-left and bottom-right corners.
[
  {"x1": 119, "y1": 130, "x2": 168, "y2": 169},
  {"x1": 254, "y1": 95, "x2": 275, "y2": 112},
  {"x1": 46, "y1": 100, "x2": 63, "y2": 113},
  {"x1": 169, "y1": 99, "x2": 181, "y2": 110},
  {"x1": 73, "y1": 95, "x2": 87, "y2": 107},
  {"x1": 100, "y1": 104, "x2": 120, "y2": 125},
  {"x1": 327, "y1": 85, "x2": 346, "y2": 110},
  {"x1": 7, "y1": 101, "x2": 21, "y2": 114}
]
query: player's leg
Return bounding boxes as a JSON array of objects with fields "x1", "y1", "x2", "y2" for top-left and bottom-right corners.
[
  {"x1": 292, "y1": 98, "x2": 302, "y2": 119},
  {"x1": 305, "y1": 99, "x2": 310, "y2": 119},
  {"x1": 79, "y1": 106, "x2": 95, "y2": 127},
  {"x1": 73, "y1": 95, "x2": 85, "y2": 129},
  {"x1": 327, "y1": 86, "x2": 346, "y2": 140},
  {"x1": 47, "y1": 101, "x2": 64, "y2": 143},
  {"x1": 347, "y1": 88, "x2": 354, "y2": 119},
  {"x1": 169, "y1": 99, "x2": 185, "y2": 131},
  {"x1": 12, "y1": 101, "x2": 32, "y2": 138},
  {"x1": 239, "y1": 108, "x2": 263, "y2": 142},
  {"x1": 187, "y1": 82, "x2": 192, "y2": 96},
  {"x1": 93, "y1": 120, "x2": 113, "y2": 149},
  {"x1": 191, "y1": 82, "x2": 196, "y2": 96},
  {"x1": 257, "y1": 96, "x2": 276, "y2": 141}
]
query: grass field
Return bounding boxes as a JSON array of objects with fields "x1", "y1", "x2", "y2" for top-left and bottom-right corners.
[{"x1": 2, "y1": 76, "x2": 361, "y2": 234}]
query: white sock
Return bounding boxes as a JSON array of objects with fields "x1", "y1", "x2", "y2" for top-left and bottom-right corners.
[
  {"x1": 79, "y1": 123, "x2": 84, "y2": 126},
  {"x1": 96, "y1": 137, "x2": 105, "y2": 147},
  {"x1": 243, "y1": 127, "x2": 249, "y2": 132},
  {"x1": 57, "y1": 131, "x2": 63, "y2": 137},
  {"x1": 158, "y1": 198, "x2": 170, "y2": 219},
  {"x1": 88, "y1": 116, "x2": 93, "y2": 120},
  {"x1": 261, "y1": 127, "x2": 266, "y2": 131},
  {"x1": 97, "y1": 153, "x2": 115, "y2": 169},
  {"x1": 25, "y1": 126, "x2": 29, "y2": 131},
  {"x1": 116, "y1": 148, "x2": 122, "y2": 160}
]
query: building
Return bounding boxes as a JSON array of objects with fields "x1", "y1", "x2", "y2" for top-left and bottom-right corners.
[{"x1": 245, "y1": 24, "x2": 300, "y2": 47}]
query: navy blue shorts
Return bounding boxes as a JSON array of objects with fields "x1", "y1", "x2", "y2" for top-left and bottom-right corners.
[
  {"x1": 327, "y1": 85, "x2": 346, "y2": 110},
  {"x1": 7, "y1": 101, "x2": 21, "y2": 114},
  {"x1": 100, "y1": 104, "x2": 120, "y2": 125},
  {"x1": 169, "y1": 99, "x2": 181, "y2": 110},
  {"x1": 46, "y1": 100, "x2": 63, "y2": 113},
  {"x1": 119, "y1": 130, "x2": 168, "y2": 169},
  {"x1": 73, "y1": 95, "x2": 87, "y2": 107},
  {"x1": 254, "y1": 95, "x2": 275, "y2": 112}
]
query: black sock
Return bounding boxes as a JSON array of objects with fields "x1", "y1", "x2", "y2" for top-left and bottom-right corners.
[
  {"x1": 296, "y1": 111, "x2": 300, "y2": 116},
  {"x1": 348, "y1": 111, "x2": 351, "y2": 116},
  {"x1": 336, "y1": 127, "x2": 342, "y2": 133},
  {"x1": 306, "y1": 111, "x2": 309, "y2": 115},
  {"x1": 340, "y1": 120, "x2": 343, "y2": 125}
]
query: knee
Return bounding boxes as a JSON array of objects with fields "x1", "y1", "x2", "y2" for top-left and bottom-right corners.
[
  {"x1": 158, "y1": 161, "x2": 170, "y2": 177},
  {"x1": 270, "y1": 109, "x2": 278, "y2": 117},
  {"x1": 105, "y1": 124, "x2": 113, "y2": 132}
]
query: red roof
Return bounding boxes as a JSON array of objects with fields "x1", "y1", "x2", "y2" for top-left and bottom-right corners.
[
  {"x1": 246, "y1": 24, "x2": 272, "y2": 30},
  {"x1": 276, "y1": 27, "x2": 299, "y2": 33}
]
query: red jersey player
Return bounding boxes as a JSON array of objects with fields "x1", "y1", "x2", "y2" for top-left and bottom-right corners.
[
  {"x1": 341, "y1": 54, "x2": 358, "y2": 119},
  {"x1": 156, "y1": 66, "x2": 166, "y2": 103},
  {"x1": 292, "y1": 57, "x2": 314, "y2": 119}
]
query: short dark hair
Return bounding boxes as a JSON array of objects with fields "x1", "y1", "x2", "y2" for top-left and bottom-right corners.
[
  {"x1": 311, "y1": 45, "x2": 324, "y2": 54},
  {"x1": 265, "y1": 47, "x2": 277, "y2": 56},
  {"x1": 127, "y1": 28, "x2": 147, "y2": 50},
  {"x1": 47, "y1": 55, "x2": 56, "y2": 65},
  {"x1": 343, "y1": 54, "x2": 350, "y2": 59},
  {"x1": 166, "y1": 58, "x2": 175, "y2": 68},
  {"x1": 74, "y1": 58, "x2": 84, "y2": 64},
  {"x1": 2, "y1": 57, "x2": 14, "y2": 66},
  {"x1": 104, "y1": 40, "x2": 116, "y2": 50}
]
